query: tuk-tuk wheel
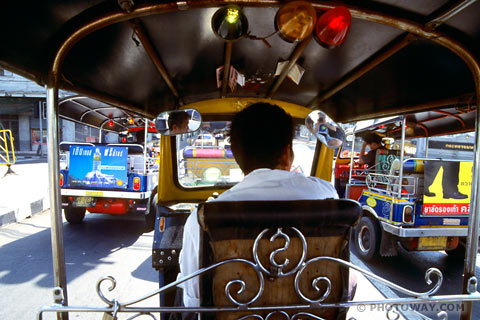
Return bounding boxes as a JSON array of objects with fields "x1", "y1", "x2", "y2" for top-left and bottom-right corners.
[
  {"x1": 446, "y1": 243, "x2": 465, "y2": 258},
  {"x1": 64, "y1": 207, "x2": 86, "y2": 224},
  {"x1": 145, "y1": 194, "x2": 157, "y2": 232},
  {"x1": 355, "y1": 216, "x2": 380, "y2": 261}
]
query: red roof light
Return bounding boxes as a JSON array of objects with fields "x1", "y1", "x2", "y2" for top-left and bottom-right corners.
[{"x1": 315, "y1": 7, "x2": 352, "y2": 49}]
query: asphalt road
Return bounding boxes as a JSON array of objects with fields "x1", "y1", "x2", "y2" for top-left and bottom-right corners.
[
  {"x1": 0, "y1": 210, "x2": 159, "y2": 320},
  {"x1": 351, "y1": 242, "x2": 480, "y2": 319}
]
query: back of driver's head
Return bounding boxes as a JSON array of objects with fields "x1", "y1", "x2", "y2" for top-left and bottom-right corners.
[{"x1": 229, "y1": 103, "x2": 294, "y2": 174}]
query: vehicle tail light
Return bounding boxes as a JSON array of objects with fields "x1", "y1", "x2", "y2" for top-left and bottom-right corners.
[
  {"x1": 403, "y1": 205, "x2": 414, "y2": 223},
  {"x1": 59, "y1": 173, "x2": 64, "y2": 186},
  {"x1": 128, "y1": 200, "x2": 135, "y2": 208},
  {"x1": 402, "y1": 237, "x2": 418, "y2": 251},
  {"x1": 446, "y1": 237, "x2": 459, "y2": 250},
  {"x1": 133, "y1": 177, "x2": 141, "y2": 191},
  {"x1": 159, "y1": 217, "x2": 166, "y2": 232}
]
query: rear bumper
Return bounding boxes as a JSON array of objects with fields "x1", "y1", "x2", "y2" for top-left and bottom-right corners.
[
  {"x1": 61, "y1": 188, "x2": 151, "y2": 200},
  {"x1": 381, "y1": 222, "x2": 468, "y2": 237}
]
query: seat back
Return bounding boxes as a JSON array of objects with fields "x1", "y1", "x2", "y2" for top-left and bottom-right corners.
[
  {"x1": 197, "y1": 199, "x2": 361, "y2": 320},
  {"x1": 373, "y1": 148, "x2": 401, "y2": 174}
]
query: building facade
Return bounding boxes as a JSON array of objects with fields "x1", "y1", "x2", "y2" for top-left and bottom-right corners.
[{"x1": 0, "y1": 69, "x2": 101, "y2": 152}]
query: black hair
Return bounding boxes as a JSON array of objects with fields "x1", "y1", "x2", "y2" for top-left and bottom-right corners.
[
  {"x1": 168, "y1": 111, "x2": 189, "y2": 129},
  {"x1": 364, "y1": 132, "x2": 383, "y2": 145},
  {"x1": 228, "y1": 102, "x2": 294, "y2": 174},
  {"x1": 306, "y1": 117, "x2": 314, "y2": 127}
]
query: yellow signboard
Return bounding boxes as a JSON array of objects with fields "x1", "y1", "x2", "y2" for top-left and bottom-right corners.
[
  {"x1": 0, "y1": 129, "x2": 16, "y2": 165},
  {"x1": 423, "y1": 160, "x2": 472, "y2": 215}
]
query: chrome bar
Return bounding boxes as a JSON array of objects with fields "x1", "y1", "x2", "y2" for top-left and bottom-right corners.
[
  {"x1": 397, "y1": 116, "x2": 406, "y2": 198},
  {"x1": 346, "y1": 132, "x2": 356, "y2": 199},
  {"x1": 144, "y1": 118, "x2": 148, "y2": 174},
  {"x1": 381, "y1": 222, "x2": 468, "y2": 237},
  {"x1": 461, "y1": 84, "x2": 480, "y2": 320},
  {"x1": 426, "y1": 0, "x2": 478, "y2": 30},
  {"x1": 39, "y1": 101, "x2": 44, "y2": 156},
  {"x1": 46, "y1": 86, "x2": 69, "y2": 320}
]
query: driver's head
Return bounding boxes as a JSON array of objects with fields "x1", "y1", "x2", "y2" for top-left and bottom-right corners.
[
  {"x1": 168, "y1": 111, "x2": 189, "y2": 134},
  {"x1": 364, "y1": 132, "x2": 383, "y2": 150},
  {"x1": 229, "y1": 103, "x2": 294, "y2": 175}
]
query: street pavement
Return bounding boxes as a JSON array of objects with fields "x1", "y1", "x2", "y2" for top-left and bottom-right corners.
[{"x1": 0, "y1": 152, "x2": 49, "y2": 226}]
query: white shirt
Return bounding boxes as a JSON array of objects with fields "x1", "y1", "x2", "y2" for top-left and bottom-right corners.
[{"x1": 177, "y1": 168, "x2": 338, "y2": 307}]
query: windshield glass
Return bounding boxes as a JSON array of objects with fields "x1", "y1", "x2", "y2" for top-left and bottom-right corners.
[{"x1": 176, "y1": 121, "x2": 317, "y2": 187}]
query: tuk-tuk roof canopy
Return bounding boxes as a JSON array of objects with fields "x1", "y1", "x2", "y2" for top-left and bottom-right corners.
[
  {"x1": 0, "y1": 1, "x2": 479, "y2": 127},
  {"x1": 352, "y1": 106, "x2": 476, "y2": 138},
  {"x1": 59, "y1": 95, "x2": 156, "y2": 133}
]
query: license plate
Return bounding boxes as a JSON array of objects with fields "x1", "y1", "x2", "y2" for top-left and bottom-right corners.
[
  {"x1": 418, "y1": 236, "x2": 447, "y2": 250},
  {"x1": 74, "y1": 197, "x2": 95, "y2": 207}
]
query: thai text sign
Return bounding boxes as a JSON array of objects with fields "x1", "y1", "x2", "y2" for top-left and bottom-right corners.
[
  {"x1": 68, "y1": 145, "x2": 128, "y2": 189},
  {"x1": 423, "y1": 160, "x2": 472, "y2": 215}
]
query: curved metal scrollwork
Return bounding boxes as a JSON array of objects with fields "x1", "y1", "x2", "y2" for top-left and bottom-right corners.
[
  {"x1": 96, "y1": 276, "x2": 117, "y2": 306},
  {"x1": 294, "y1": 260, "x2": 332, "y2": 304},
  {"x1": 386, "y1": 305, "x2": 401, "y2": 320},
  {"x1": 126, "y1": 313, "x2": 158, "y2": 320},
  {"x1": 299, "y1": 257, "x2": 442, "y2": 299},
  {"x1": 253, "y1": 227, "x2": 307, "y2": 277},
  {"x1": 38, "y1": 226, "x2": 478, "y2": 320},
  {"x1": 224, "y1": 259, "x2": 265, "y2": 307},
  {"x1": 238, "y1": 310, "x2": 326, "y2": 320}
]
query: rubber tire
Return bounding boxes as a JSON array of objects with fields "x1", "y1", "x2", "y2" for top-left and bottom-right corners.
[
  {"x1": 355, "y1": 216, "x2": 380, "y2": 261},
  {"x1": 64, "y1": 207, "x2": 86, "y2": 224},
  {"x1": 446, "y1": 244, "x2": 465, "y2": 258},
  {"x1": 145, "y1": 194, "x2": 157, "y2": 232}
]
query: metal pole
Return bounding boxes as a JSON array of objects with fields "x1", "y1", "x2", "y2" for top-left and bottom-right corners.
[
  {"x1": 221, "y1": 42, "x2": 233, "y2": 98},
  {"x1": 128, "y1": 19, "x2": 184, "y2": 106},
  {"x1": 39, "y1": 101, "x2": 44, "y2": 156},
  {"x1": 267, "y1": 35, "x2": 312, "y2": 98},
  {"x1": 46, "y1": 86, "x2": 69, "y2": 320},
  {"x1": 461, "y1": 105, "x2": 480, "y2": 320},
  {"x1": 308, "y1": 34, "x2": 416, "y2": 108},
  {"x1": 425, "y1": 137, "x2": 429, "y2": 158},
  {"x1": 345, "y1": 133, "x2": 356, "y2": 199},
  {"x1": 144, "y1": 118, "x2": 148, "y2": 173},
  {"x1": 397, "y1": 116, "x2": 406, "y2": 198}
]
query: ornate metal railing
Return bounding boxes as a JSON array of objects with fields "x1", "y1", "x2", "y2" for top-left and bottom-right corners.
[{"x1": 37, "y1": 227, "x2": 480, "y2": 320}]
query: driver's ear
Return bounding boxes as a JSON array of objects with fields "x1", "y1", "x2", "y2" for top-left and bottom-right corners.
[{"x1": 276, "y1": 144, "x2": 293, "y2": 170}]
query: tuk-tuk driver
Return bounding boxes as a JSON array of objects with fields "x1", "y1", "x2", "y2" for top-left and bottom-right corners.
[
  {"x1": 358, "y1": 132, "x2": 386, "y2": 169},
  {"x1": 177, "y1": 102, "x2": 339, "y2": 308},
  {"x1": 168, "y1": 111, "x2": 190, "y2": 135}
]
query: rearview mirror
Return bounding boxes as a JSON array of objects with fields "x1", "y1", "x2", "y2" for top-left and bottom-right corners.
[
  {"x1": 305, "y1": 110, "x2": 345, "y2": 149},
  {"x1": 155, "y1": 109, "x2": 202, "y2": 136}
]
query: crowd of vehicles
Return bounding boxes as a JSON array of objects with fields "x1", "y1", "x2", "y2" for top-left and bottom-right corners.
[{"x1": 1, "y1": 0, "x2": 480, "y2": 319}]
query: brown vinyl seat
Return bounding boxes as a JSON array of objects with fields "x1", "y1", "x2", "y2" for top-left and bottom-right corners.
[{"x1": 197, "y1": 199, "x2": 362, "y2": 320}]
